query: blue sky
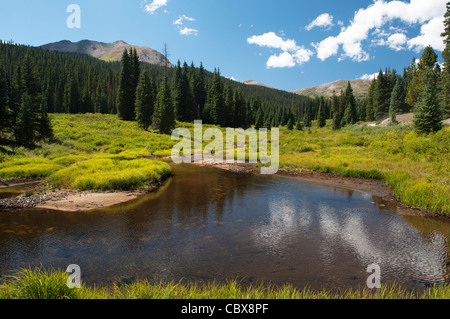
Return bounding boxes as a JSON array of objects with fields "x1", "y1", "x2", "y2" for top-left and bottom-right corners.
[{"x1": 0, "y1": 0, "x2": 446, "y2": 91}]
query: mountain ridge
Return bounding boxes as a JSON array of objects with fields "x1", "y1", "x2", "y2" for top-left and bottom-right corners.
[
  {"x1": 293, "y1": 79, "x2": 372, "y2": 99},
  {"x1": 39, "y1": 39, "x2": 173, "y2": 67}
]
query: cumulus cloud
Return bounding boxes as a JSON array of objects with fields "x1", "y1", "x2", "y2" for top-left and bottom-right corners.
[
  {"x1": 144, "y1": 0, "x2": 168, "y2": 15},
  {"x1": 306, "y1": 13, "x2": 334, "y2": 31},
  {"x1": 247, "y1": 32, "x2": 299, "y2": 52},
  {"x1": 360, "y1": 72, "x2": 379, "y2": 80},
  {"x1": 247, "y1": 32, "x2": 313, "y2": 68},
  {"x1": 387, "y1": 33, "x2": 408, "y2": 51},
  {"x1": 173, "y1": 14, "x2": 195, "y2": 25},
  {"x1": 179, "y1": 27, "x2": 198, "y2": 36},
  {"x1": 313, "y1": 0, "x2": 446, "y2": 62}
]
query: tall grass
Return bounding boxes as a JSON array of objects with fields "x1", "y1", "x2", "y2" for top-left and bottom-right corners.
[{"x1": 1, "y1": 268, "x2": 450, "y2": 299}]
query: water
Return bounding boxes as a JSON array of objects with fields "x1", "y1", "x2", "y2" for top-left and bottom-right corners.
[{"x1": 0, "y1": 164, "x2": 449, "y2": 291}]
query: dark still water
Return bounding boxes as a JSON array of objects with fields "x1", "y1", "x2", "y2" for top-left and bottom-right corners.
[{"x1": 0, "y1": 164, "x2": 449, "y2": 291}]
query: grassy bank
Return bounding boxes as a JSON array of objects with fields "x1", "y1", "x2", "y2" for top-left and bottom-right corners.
[
  {"x1": 1, "y1": 268, "x2": 449, "y2": 299},
  {"x1": 0, "y1": 114, "x2": 449, "y2": 214}
]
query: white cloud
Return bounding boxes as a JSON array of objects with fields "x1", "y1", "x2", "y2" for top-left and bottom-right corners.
[
  {"x1": 248, "y1": 32, "x2": 313, "y2": 68},
  {"x1": 360, "y1": 72, "x2": 379, "y2": 80},
  {"x1": 267, "y1": 52, "x2": 296, "y2": 68},
  {"x1": 306, "y1": 13, "x2": 334, "y2": 31},
  {"x1": 144, "y1": 0, "x2": 168, "y2": 15},
  {"x1": 407, "y1": 16, "x2": 445, "y2": 52},
  {"x1": 313, "y1": 0, "x2": 446, "y2": 62},
  {"x1": 173, "y1": 14, "x2": 195, "y2": 25},
  {"x1": 179, "y1": 27, "x2": 198, "y2": 36},
  {"x1": 387, "y1": 33, "x2": 408, "y2": 51},
  {"x1": 247, "y1": 32, "x2": 299, "y2": 52}
]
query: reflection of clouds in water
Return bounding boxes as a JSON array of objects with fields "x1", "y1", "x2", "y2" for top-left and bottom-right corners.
[
  {"x1": 320, "y1": 207, "x2": 448, "y2": 284},
  {"x1": 253, "y1": 196, "x2": 448, "y2": 285},
  {"x1": 252, "y1": 197, "x2": 302, "y2": 253}
]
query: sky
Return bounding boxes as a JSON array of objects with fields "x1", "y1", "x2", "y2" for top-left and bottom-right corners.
[{"x1": 0, "y1": 0, "x2": 447, "y2": 92}]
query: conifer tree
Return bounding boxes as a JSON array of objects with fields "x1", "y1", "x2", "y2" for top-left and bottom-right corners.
[
  {"x1": 135, "y1": 69, "x2": 155, "y2": 131},
  {"x1": 389, "y1": 77, "x2": 406, "y2": 123},
  {"x1": 38, "y1": 95, "x2": 53, "y2": 140},
  {"x1": 15, "y1": 93, "x2": 35, "y2": 146},
  {"x1": 303, "y1": 104, "x2": 312, "y2": 127},
  {"x1": 344, "y1": 81, "x2": 358, "y2": 124},
  {"x1": 254, "y1": 108, "x2": 264, "y2": 130},
  {"x1": 296, "y1": 119, "x2": 303, "y2": 131},
  {"x1": 223, "y1": 84, "x2": 234, "y2": 127},
  {"x1": 414, "y1": 70, "x2": 443, "y2": 134},
  {"x1": 318, "y1": 97, "x2": 326, "y2": 128},
  {"x1": 153, "y1": 75, "x2": 175, "y2": 134},
  {"x1": 440, "y1": 2, "x2": 450, "y2": 119},
  {"x1": 0, "y1": 61, "x2": 8, "y2": 137},
  {"x1": 375, "y1": 71, "x2": 391, "y2": 118},
  {"x1": 117, "y1": 49, "x2": 135, "y2": 121},
  {"x1": 233, "y1": 89, "x2": 247, "y2": 128},
  {"x1": 192, "y1": 62, "x2": 207, "y2": 119},
  {"x1": 209, "y1": 69, "x2": 225, "y2": 126},
  {"x1": 287, "y1": 118, "x2": 294, "y2": 130}
]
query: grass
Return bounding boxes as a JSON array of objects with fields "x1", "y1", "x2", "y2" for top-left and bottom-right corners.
[
  {"x1": 1, "y1": 268, "x2": 449, "y2": 299},
  {"x1": 0, "y1": 114, "x2": 449, "y2": 214}
]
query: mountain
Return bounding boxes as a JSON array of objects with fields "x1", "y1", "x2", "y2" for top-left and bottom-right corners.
[
  {"x1": 39, "y1": 40, "x2": 173, "y2": 67},
  {"x1": 293, "y1": 79, "x2": 372, "y2": 99},
  {"x1": 242, "y1": 80, "x2": 274, "y2": 90}
]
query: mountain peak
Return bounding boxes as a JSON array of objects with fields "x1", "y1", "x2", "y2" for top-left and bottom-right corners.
[
  {"x1": 39, "y1": 39, "x2": 172, "y2": 67},
  {"x1": 293, "y1": 79, "x2": 372, "y2": 99}
]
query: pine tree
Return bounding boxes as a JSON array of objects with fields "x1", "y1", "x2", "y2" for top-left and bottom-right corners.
[
  {"x1": 414, "y1": 70, "x2": 443, "y2": 134},
  {"x1": 153, "y1": 75, "x2": 175, "y2": 134},
  {"x1": 0, "y1": 61, "x2": 9, "y2": 137},
  {"x1": 389, "y1": 77, "x2": 406, "y2": 123},
  {"x1": 440, "y1": 2, "x2": 450, "y2": 119},
  {"x1": 209, "y1": 69, "x2": 226, "y2": 126},
  {"x1": 406, "y1": 46, "x2": 440, "y2": 109},
  {"x1": 303, "y1": 105, "x2": 312, "y2": 127},
  {"x1": 192, "y1": 62, "x2": 207, "y2": 119},
  {"x1": 117, "y1": 49, "x2": 135, "y2": 121},
  {"x1": 344, "y1": 81, "x2": 358, "y2": 124},
  {"x1": 16, "y1": 93, "x2": 35, "y2": 146},
  {"x1": 375, "y1": 71, "x2": 391, "y2": 118},
  {"x1": 223, "y1": 83, "x2": 234, "y2": 127},
  {"x1": 38, "y1": 95, "x2": 53, "y2": 140},
  {"x1": 254, "y1": 108, "x2": 264, "y2": 130},
  {"x1": 296, "y1": 119, "x2": 303, "y2": 131},
  {"x1": 233, "y1": 89, "x2": 247, "y2": 128},
  {"x1": 135, "y1": 69, "x2": 155, "y2": 131},
  {"x1": 318, "y1": 97, "x2": 326, "y2": 128},
  {"x1": 287, "y1": 118, "x2": 294, "y2": 130}
]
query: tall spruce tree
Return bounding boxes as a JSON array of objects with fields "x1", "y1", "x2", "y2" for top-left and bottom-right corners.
[
  {"x1": 153, "y1": 75, "x2": 175, "y2": 134},
  {"x1": 318, "y1": 97, "x2": 326, "y2": 128},
  {"x1": 16, "y1": 93, "x2": 35, "y2": 146},
  {"x1": 414, "y1": 70, "x2": 443, "y2": 134},
  {"x1": 440, "y1": 2, "x2": 450, "y2": 119},
  {"x1": 192, "y1": 62, "x2": 207, "y2": 119},
  {"x1": 389, "y1": 77, "x2": 406, "y2": 123},
  {"x1": 135, "y1": 69, "x2": 155, "y2": 131},
  {"x1": 0, "y1": 61, "x2": 8, "y2": 137},
  {"x1": 38, "y1": 95, "x2": 53, "y2": 140},
  {"x1": 343, "y1": 81, "x2": 358, "y2": 125},
  {"x1": 375, "y1": 70, "x2": 391, "y2": 118},
  {"x1": 208, "y1": 69, "x2": 226, "y2": 126},
  {"x1": 117, "y1": 49, "x2": 135, "y2": 121}
]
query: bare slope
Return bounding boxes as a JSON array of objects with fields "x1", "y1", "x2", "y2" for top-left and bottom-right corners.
[
  {"x1": 293, "y1": 79, "x2": 372, "y2": 99},
  {"x1": 40, "y1": 40, "x2": 173, "y2": 67}
]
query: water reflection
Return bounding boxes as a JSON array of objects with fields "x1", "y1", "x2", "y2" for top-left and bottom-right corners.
[{"x1": 0, "y1": 164, "x2": 449, "y2": 290}]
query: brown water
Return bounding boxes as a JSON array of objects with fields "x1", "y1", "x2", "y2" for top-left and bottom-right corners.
[{"x1": 0, "y1": 164, "x2": 449, "y2": 291}]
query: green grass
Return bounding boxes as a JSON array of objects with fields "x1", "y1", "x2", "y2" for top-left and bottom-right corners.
[
  {"x1": 1, "y1": 268, "x2": 449, "y2": 299},
  {"x1": 49, "y1": 157, "x2": 171, "y2": 191},
  {"x1": 0, "y1": 114, "x2": 449, "y2": 214}
]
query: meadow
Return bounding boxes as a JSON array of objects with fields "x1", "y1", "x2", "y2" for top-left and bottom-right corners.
[{"x1": 0, "y1": 113, "x2": 449, "y2": 214}]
